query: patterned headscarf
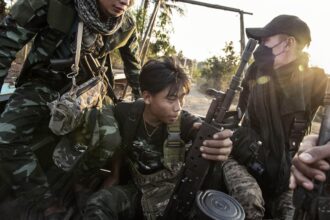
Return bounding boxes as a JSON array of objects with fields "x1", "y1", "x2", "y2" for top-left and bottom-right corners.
[{"x1": 74, "y1": 0, "x2": 124, "y2": 49}]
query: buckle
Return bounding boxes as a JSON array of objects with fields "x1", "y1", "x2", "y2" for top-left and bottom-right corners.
[{"x1": 167, "y1": 132, "x2": 182, "y2": 148}]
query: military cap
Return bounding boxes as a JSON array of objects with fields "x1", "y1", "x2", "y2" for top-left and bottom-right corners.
[{"x1": 246, "y1": 14, "x2": 311, "y2": 46}]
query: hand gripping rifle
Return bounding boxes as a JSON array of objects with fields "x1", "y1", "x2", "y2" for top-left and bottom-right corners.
[
  {"x1": 161, "y1": 39, "x2": 257, "y2": 220},
  {"x1": 293, "y1": 78, "x2": 330, "y2": 220}
]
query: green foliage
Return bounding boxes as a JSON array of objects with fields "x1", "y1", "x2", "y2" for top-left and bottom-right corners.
[
  {"x1": 200, "y1": 41, "x2": 239, "y2": 90},
  {"x1": 135, "y1": 0, "x2": 184, "y2": 61}
]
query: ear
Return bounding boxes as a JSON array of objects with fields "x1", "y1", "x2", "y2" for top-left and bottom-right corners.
[
  {"x1": 142, "y1": 91, "x2": 152, "y2": 105},
  {"x1": 286, "y1": 37, "x2": 296, "y2": 49}
]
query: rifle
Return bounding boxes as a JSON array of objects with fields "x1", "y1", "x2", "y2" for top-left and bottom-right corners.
[
  {"x1": 293, "y1": 78, "x2": 330, "y2": 220},
  {"x1": 161, "y1": 38, "x2": 257, "y2": 220}
]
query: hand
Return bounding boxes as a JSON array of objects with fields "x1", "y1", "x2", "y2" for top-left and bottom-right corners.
[
  {"x1": 195, "y1": 124, "x2": 233, "y2": 161},
  {"x1": 289, "y1": 134, "x2": 330, "y2": 190}
]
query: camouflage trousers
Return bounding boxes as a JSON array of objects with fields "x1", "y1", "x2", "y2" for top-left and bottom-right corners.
[
  {"x1": 83, "y1": 183, "x2": 140, "y2": 220},
  {"x1": 222, "y1": 158, "x2": 294, "y2": 220},
  {"x1": 0, "y1": 82, "x2": 59, "y2": 206},
  {"x1": 0, "y1": 81, "x2": 121, "y2": 219}
]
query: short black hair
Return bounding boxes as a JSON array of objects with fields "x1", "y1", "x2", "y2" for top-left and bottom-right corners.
[{"x1": 139, "y1": 57, "x2": 190, "y2": 96}]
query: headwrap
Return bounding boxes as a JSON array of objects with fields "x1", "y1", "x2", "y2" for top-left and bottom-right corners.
[{"x1": 74, "y1": 0, "x2": 124, "y2": 49}]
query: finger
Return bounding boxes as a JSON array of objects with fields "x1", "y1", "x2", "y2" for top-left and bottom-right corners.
[
  {"x1": 292, "y1": 156, "x2": 327, "y2": 181},
  {"x1": 299, "y1": 145, "x2": 330, "y2": 164},
  {"x1": 192, "y1": 122, "x2": 202, "y2": 129},
  {"x1": 200, "y1": 146, "x2": 231, "y2": 156},
  {"x1": 203, "y1": 138, "x2": 232, "y2": 149},
  {"x1": 289, "y1": 174, "x2": 297, "y2": 190},
  {"x1": 213, "y1": 129, "x2": 233, "y2": 139},
  {"x1": 297, "y1": 134, "x2": 318, "y2": 153},
  {"x1": 291, "y1": 165, "x2": 314, "y2": 190},
  {"x1": 309, "y1": 159, "x2": 330, "y2": 171},
  {"x1": 202, "y1": 153, "x2": 228, "y2": 161},
  {"x1": 302, "y1": 134, "x2": 318, "y2": 146}
]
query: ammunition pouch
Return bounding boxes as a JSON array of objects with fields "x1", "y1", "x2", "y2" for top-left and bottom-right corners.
[
  {"x1": 231, "y1": 127, "x2": 265, "y2": 176},
  {"x1": 128, "y1": 160, "x2": 180, "y2": 220},
  {"x1": 131, "y1": 140, "x2": 163, "y2": 175},
  {"x1": 48, "y1": 76, "x2": 106, "y2": 136}
]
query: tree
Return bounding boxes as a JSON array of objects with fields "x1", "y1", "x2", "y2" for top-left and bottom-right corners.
[
  {"x1": 201, "y1": 41, "x2": 239, "y2": 90},
  {"x1": 135, "y1": 0, "x2": 184, "y2": 59}
]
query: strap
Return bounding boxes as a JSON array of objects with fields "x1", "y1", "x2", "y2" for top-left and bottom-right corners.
[
  {"x1": 288, "y1": 112, "x2": 308, "y2": 154},
  {"x1": 123, "y1": 99, "x2": 145, "y2": 149},
  {"x1": 68, "y1": 21, "x2": 83, "y2": 87},
  {"x1": 167, "y1": 114, "x2": 182, "y2": 148}
]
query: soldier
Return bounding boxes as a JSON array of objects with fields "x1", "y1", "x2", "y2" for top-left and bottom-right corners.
[
  {"x1": 223, "y1": 15, "x2": 328, "y2": 219},
  {"x1": 0, "y1": 0, "x2": 140, "y2": 219},
  {"x1": 83, "y1": 57, "x2": 233, "y2": 220}
]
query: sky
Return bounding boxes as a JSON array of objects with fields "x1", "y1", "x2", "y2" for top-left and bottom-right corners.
[
  {"x1": 164, "y1": 0, "x2": 330, "y2": 73},
  {"x1": 4, "y1": 0, "x2": 329, "y2": 72}
]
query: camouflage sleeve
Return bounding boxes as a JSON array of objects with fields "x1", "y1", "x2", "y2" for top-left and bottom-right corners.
[
  {"x1": 0, "y1": 4, "x2": 48, "y2": 89},
  {"x1": 118, "y1": 28, "x2": 141, "y2": 94}
]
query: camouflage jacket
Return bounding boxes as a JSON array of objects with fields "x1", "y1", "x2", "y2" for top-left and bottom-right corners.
[{"x1": 0, "y1": 0, "x2": 141, "y2": 92}]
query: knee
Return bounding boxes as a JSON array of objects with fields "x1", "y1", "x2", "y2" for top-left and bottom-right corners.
[{"x1": 83, "y1": 189, "x2": 116, "y2": 219}]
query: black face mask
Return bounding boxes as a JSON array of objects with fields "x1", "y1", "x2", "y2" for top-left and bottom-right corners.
[
  {"x1": 253, "y1": 40, "x2": 287, "y2": 74},
  {"x1": 253, "y1": 45, "x2": 275, "y2": 74}
]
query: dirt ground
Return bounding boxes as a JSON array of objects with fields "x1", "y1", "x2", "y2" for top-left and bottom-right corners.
[{"x1": 184, "y1": 83, "x2": 212, "y2": 117}]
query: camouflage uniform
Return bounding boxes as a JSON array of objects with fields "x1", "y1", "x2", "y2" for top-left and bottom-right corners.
[
  {"x1": 83, "y1": 101, "x2": 201, "y2": 220},
  {"x1": 0, "y1": 0, "x2": 136, "y2": 216},
  {"x1": 224, "y1": 57, "x2": 327, "y2": 219}
]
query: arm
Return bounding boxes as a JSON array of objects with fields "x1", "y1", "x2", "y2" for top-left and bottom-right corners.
[
  {"x1": 0, "y1": 4, "x2": 48, "y2": 89},
  {"x1": 118, "y1": 28, "x2": 141, "y2": 98}
]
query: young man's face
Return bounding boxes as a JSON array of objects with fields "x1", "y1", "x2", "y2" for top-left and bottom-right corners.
[
  {"x1": 98, "y1": 0, "x2": 131, "y2": 17},
  {"x1": 144, "y1": 86, "x2": 187, "y2": 124}
]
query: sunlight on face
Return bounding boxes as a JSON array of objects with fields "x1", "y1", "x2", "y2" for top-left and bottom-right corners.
[
  {"x1": 148, "y1": 86, "x2": 187, "y2": 124},
  {"x1": 98, "y1": 0, "x2": 131, "y2": 17}
]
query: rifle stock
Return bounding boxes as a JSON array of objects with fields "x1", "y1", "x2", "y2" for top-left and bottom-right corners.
[
  {"x1": 293, "y1": 78, "x2": 330, "y2": 220},
  {"x1": 161, "y1": 39, "x2": 257, "y2": 219}
]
